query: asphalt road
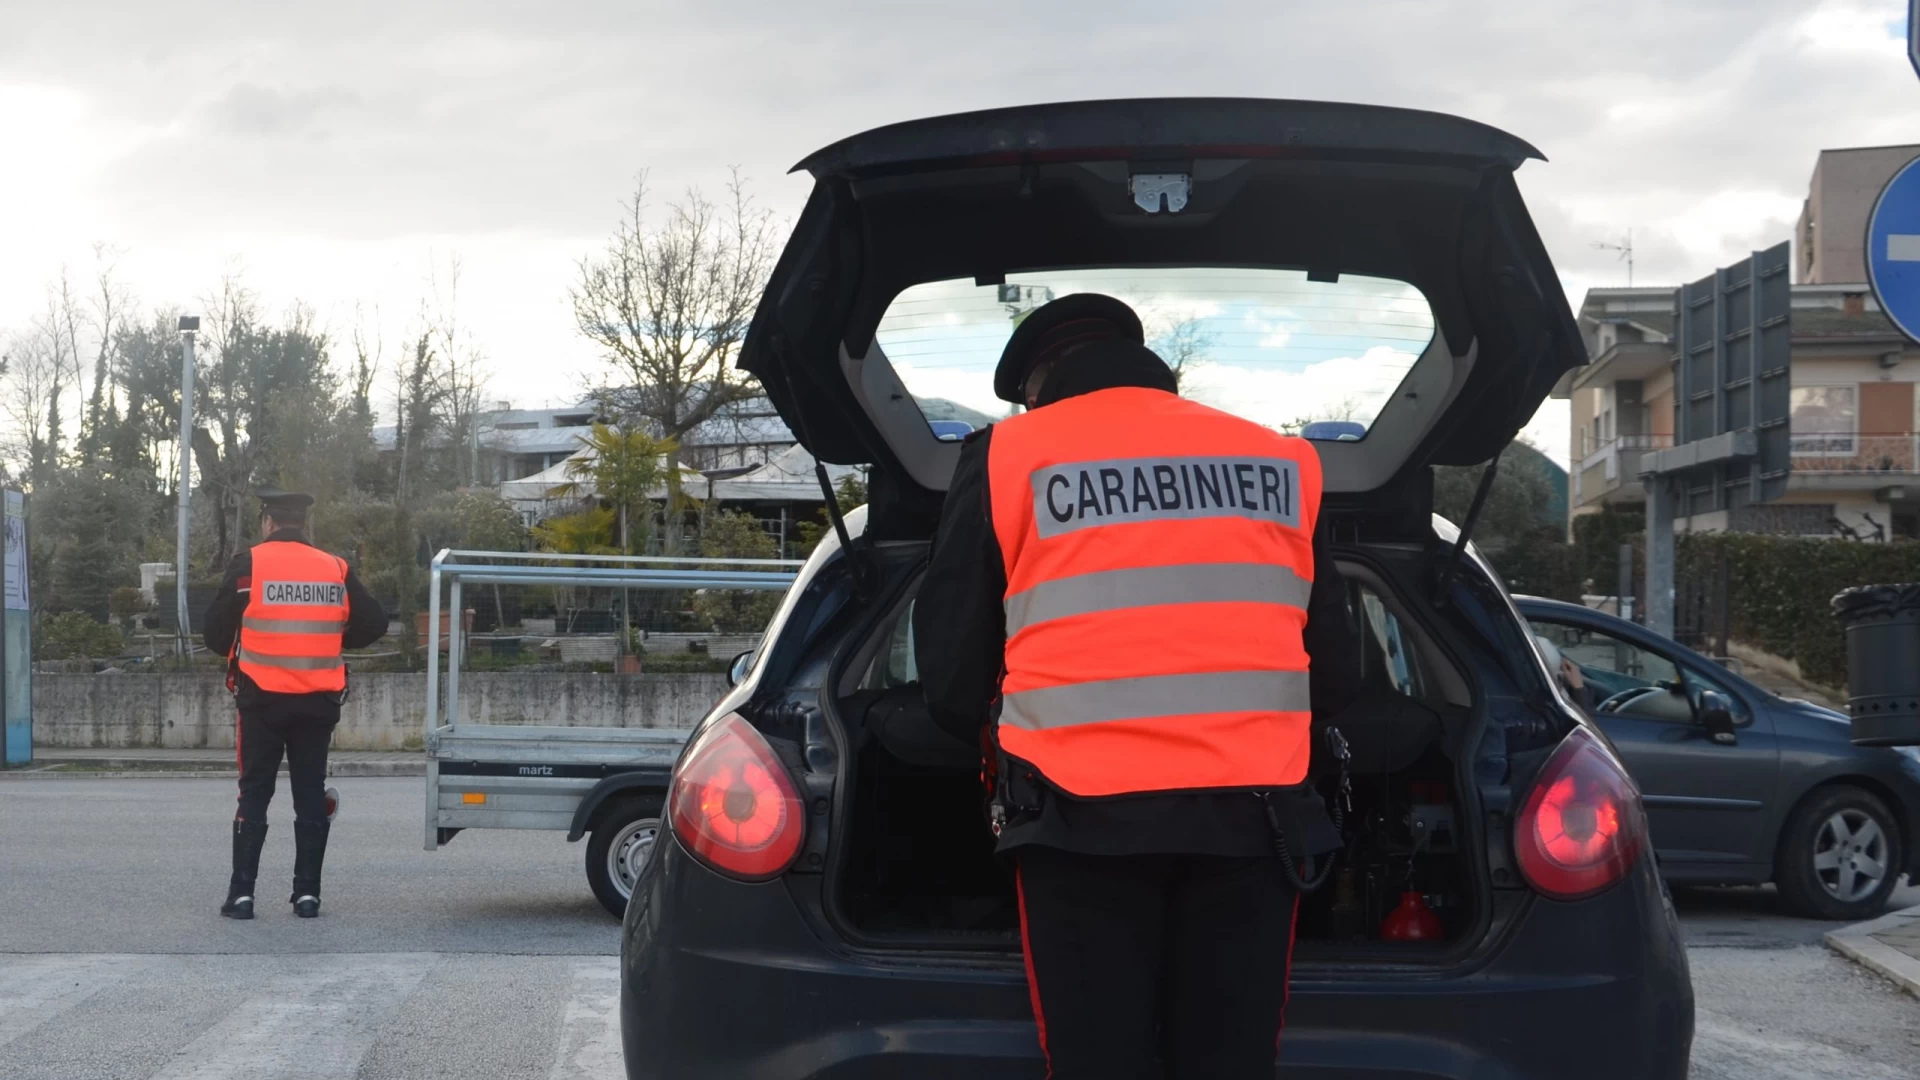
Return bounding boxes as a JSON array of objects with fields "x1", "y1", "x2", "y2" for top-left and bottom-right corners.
[{"x1": 2, "y1": 775, "x2": 1917, "y2": 1079}]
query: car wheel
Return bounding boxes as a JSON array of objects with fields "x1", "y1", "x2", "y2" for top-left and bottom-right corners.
[
  {"x1": 585, "y1": 796, "x2": 664, "y2": 919},
  {"x1": 1774, "y1": 786, "x2": 1902, "y2": 921}
]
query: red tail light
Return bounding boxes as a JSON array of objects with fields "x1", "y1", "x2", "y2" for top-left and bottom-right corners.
[
  {"x1": 669, "y1": 713, "x2": 805, "y2": 881},
  {"x1": 1514, "y1": 726, "x2": 1646, "y2": 901}
]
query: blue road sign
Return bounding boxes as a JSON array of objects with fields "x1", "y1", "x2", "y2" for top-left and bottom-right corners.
[{"x1": 1867, "y1": 155, "x2": 1920, "y2": 346}]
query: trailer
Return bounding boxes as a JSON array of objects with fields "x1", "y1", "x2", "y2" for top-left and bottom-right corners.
[{"x1": 420, "y1": 548, "x2": 802, "y2": 916}]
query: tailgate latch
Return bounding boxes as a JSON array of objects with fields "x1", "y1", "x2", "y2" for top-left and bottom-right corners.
[{"x1": 1130, "y1": 173, "x2": 1191, "y2": 214}]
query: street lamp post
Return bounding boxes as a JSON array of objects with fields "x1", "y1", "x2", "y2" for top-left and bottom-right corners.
[{"x1": 176, "y1": 316, "x2": 199, "y2": 653}]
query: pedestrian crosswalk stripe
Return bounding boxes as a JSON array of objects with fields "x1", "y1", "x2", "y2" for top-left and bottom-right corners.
[
  {"x1": 0, "y1": 954, "x2": 142, "y2": 1049},
  {"x1": 146, "y1": 954, "x2": 433, "y2": 1080},
  {"x1": 0, "y1": 953, "x2": 630, "y2": 1079},
  {"x1": 549, "y1": 958, "x2": 623, "y2": 1080}
]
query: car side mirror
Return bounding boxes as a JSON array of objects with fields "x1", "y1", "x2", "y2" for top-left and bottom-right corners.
[
  {"x1": 727, "y1": 649, "x2": 755, "y2": 688},
  {"x1": 1697, "y1": 690, "x2": 1737, "y2": 746}
]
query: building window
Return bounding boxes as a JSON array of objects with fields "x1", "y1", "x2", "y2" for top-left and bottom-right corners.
[{"x1": 1790, "y1": 385, "x2": 1857, "y2": 455}]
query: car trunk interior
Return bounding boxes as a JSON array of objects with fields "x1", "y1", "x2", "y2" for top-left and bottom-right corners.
[{"x1": 823, "y1": 540, "x2": 1484, "y2": 961}]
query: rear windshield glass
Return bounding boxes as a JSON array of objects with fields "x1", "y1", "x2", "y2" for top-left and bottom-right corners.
[{"x1": 871, "y1": 268, "x2": 1436, "y2": 440}]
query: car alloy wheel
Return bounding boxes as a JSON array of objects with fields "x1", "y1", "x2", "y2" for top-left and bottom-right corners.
[{"x1": 1813, "y1": 808, "x2": 1889, "y2": 904}]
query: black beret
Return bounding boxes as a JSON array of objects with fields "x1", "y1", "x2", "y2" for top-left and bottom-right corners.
[
  {"x1": 256, "y1": 489, "x2": 315, "y2": 512},
  {"x1": 993, "y1": 293, "x2": 1145, "y2": 404}
]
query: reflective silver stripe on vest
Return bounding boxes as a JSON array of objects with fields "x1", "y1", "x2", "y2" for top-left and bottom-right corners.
[
  {"x1": 999, "y1": 670, "x2": 1311, "y2": 731},
  {"x1": 242, "y1": 616, "x2": 345, "y2": 635},
  {"x1": 1004, "y1": 563, "x2": 1309, "y2": 638},
  {"x1": 238, "y1": 648, "x2": 343, "y2": 671},
  {"x1": 1030, "y1": 455, "x2": 1301, "y2": 539}
]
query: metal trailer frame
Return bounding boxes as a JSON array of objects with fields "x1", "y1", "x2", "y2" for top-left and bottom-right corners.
[{"x1": 421, "y1": 549, "x2": 801, "y2": 852}]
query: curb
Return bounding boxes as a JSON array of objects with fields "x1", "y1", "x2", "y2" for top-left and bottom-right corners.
[{"x1": 1824, "y1": 903, "x2": 1920, "y2": 1001}]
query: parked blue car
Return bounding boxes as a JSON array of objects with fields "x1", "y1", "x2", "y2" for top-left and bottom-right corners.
[{"x1": 1517, "y1": 595, "x2": 1920, "y2": 919}]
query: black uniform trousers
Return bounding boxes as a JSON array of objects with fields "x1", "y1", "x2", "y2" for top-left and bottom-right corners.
[
  {"x1": 1016, "y1": 846, "x2": 1300, "y2": 1080},
  {"x1": 235, "y1": 708, "x2": 335, "y2": 827}
]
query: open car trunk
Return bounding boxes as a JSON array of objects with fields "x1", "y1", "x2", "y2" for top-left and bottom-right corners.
[
  {"x1": 823, "y1": 538, "x2": 1487, "y2": 962},
  {"x1": 741, "y1": 98, "x2": 1585, "y2": 964}
]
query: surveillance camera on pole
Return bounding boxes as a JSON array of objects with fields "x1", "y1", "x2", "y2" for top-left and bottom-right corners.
[{"x1": 177, "y1": 316, "x2": 199, "y2": 652}]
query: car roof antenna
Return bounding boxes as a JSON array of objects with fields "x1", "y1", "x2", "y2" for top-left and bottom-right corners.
[{"x1": 1431, "y1": 448, "x2": 1503, "y2": 607}]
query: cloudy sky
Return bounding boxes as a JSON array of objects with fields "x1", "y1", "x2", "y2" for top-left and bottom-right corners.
[{"x1": 4, "y1": 0, "x2": 1919, "y2": 465}]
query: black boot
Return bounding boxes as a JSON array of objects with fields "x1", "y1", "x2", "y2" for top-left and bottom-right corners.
[
  {"x1": 291, "y1": 820, "x2": 329, "y2": 917},
  {"x1": 222, "y1": 819, "x2": 268, "y2": 920}
]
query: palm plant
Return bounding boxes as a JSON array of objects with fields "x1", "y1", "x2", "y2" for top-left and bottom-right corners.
[
  {"x1": 530, "y1": 506, "x2": 622, "y2": 628},
  {"x1": 548, "y1": 422, "x2": 677, "y2": 554}
]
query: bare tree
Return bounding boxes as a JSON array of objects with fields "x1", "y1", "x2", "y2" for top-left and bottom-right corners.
[
  {"x1": 350, "y1": 304, "x2": 383, "y2": 436},
  {"x1": 425, "y1": 255, "x2": 490, "y2": 487},
  {"x1": 1148, "y1": 317, "x2": 1215, "y2": 392},
  {"x1": 195, "y1": 273, "x2": 258, "y2": 566},
  {"x1": 44, "y1": 271, "x2": 86, "y2": 471},
  {"x1": 390, "y1": 330, "x2": 445, "y2": 505},
  {"x1": 81, "y1": 244, "x2": 130, "y2": 460},
  {"x1": 571, "y1": 170, "x2": 779, "y2": 551},
  {"x1": 0, "y1": 274, "x2": 90, "y2": 485},
  {"x1": 0, "y1": 327, "x2": 64, "y2": 484}
]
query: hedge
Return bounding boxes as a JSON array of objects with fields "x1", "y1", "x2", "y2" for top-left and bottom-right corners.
[
  {"x1": 35, "y1": 611, "x2": 126, "y2": 661},
  {"x1": 1571, "y1": 508, "x2": 1644, "y2": 592},
  {"x1": 1493, "y1": 528, "x2": 1584, "y2": 602},
  {"x1": 1676, "y1": 534, "x2": 1920, "y2": 688}
]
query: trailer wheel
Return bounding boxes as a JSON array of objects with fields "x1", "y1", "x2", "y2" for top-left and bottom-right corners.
[{"x1": 586, "y1": 796, "x2": 664, "y2": 919}]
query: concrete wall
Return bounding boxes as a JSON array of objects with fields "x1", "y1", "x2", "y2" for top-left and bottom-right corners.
[{"x1": 30, "y1": 671, "x2": 731, "y2": 751}]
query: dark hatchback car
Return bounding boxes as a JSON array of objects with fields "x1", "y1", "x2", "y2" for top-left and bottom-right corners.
[
  {"x1": 620, "y1": 99, "x2": 1694, "y2": 1078},
  {"x1": 1519, "y1": 596, "x2": 1920, "y2": 920}
]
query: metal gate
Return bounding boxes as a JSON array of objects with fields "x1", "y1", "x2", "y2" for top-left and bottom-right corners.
[{"x1": 1673, "y1": 549, "x2": 1732, "y2": 658}]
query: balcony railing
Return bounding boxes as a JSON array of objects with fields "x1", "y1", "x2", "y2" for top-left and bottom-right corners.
[
  {"x1": 1790, "y1": 432, "x2": 1920, "y2": 475},
  {"x1": 1579, "y1": 432, "x2": 1673, "y2": 459},
  {"x1": 1574, "y1": 434, "x2": 1675, "y2": 501}
]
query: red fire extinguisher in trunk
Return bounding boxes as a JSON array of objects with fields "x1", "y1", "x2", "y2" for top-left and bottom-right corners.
[{"x1": 1380, "y1": 890, "x2": 1444, "y2": 941}]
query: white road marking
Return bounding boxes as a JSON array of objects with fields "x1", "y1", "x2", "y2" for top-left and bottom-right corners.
[
  {"x1": 1888, "y1": 233, "x2": 1920, "y2": 262},
  {"x1": 147, "y1": 953, "x2": 433, "y2": 1080},
  {"x1": 0, "y1": 954, "x2": 140, "y2": 1048},
  {"x1": 549, "y1": 957, "x2": 623, "y2": 1080}
]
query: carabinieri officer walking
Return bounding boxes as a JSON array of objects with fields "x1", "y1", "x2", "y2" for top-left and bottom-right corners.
[{"x1": 205, "y1": 489, "x2": 387, "y2": 919}]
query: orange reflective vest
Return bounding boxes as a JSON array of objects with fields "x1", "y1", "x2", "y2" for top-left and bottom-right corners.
[
  {"x1": 986, "y1": 386, "x2": 1322, "y2": 797},
  {"x1": 236, "y1": 541, "x2": 349, "y2": 694}
]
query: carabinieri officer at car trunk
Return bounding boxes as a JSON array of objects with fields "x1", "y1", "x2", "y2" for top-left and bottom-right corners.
[
  {"x1": 916, "y1": 294, "x2": 1363, "y2": 1079},
  {"x1": 205, "y1": 490, "x2": 387, "y2": 919}
]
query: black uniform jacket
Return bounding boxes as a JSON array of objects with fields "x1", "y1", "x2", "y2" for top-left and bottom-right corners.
[
  {"x1": 914, "y1": 353, "x2": 1363, "y2": 856},
  {"x1": 203, "y1": 529, "x2": 389, "y2": 720}
]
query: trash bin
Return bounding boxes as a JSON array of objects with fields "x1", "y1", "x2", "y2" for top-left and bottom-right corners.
[{"x1": 1831, "y1": 583, "x2": 1920, "y2": 747}]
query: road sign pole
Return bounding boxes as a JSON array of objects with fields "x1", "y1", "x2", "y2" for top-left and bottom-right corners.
[
  {"x1": 1910, "y1": 0, "x2": 1920, "y2": 84},
  {"x1": 176, "y1": 317, "x2": 199, "y2": 652},
  {"x1": 1645, "y1": 479, "x2": 1675, "y2": 639}
]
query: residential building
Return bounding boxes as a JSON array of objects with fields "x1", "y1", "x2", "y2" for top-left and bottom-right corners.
[
  {"x1": 1796, "y1": 145, "x2": 1920, "y2": 285},
  {"x1": 480, "y1": 406, "x2": 603, "y2": 482},
  {"x1": 489, "y1": 393, "x2": 997, "y2": 542},
  {"x1": 1560, "y1": 143, "x2": 1920, "y2": 542},
  {"x1": 1559, "y1": 285, "x2": 1920, "y2": 539},
  {"x1": 372, "y1": 405, "x2": 603, "y2": 487}
]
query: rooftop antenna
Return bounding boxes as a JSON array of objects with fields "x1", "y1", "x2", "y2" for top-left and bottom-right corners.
[{"x1": 1593, "y1": 230, "x2": 1635, "y2": 287}]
